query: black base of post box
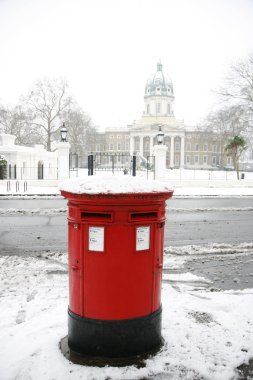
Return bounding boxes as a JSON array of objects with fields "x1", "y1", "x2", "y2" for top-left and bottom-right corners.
[{"x1": 68, "y1": 307, "x2": 162, "y2": 358}]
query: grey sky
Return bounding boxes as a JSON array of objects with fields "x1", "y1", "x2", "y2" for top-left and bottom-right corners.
[{"x1": 0, "y1": 0, "x2": 253, "y2": 129}]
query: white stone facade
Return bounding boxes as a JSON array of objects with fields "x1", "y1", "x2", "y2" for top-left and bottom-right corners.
[{"x1": 0, "y1": 133, "x2": 70, "y2": 180}]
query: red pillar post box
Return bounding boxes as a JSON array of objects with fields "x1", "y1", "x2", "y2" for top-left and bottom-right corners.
[{"x1": 60, "y1": 176, "x2": 173, "y2": 358}]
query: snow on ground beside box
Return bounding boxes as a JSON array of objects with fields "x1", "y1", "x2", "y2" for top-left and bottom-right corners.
[
  {"x1": 173, "y1": 186, "x2": 253, "y2": 197},
  {"x1": 164, "y1": 242, "x2": 253, "y2": 256},
  {"x1": 59, "y1": 174, "x2": 173, "y2": 195},
  {"x1": 0, "y1": 253, "x2": 253, "y2": 380},
  {"x1": 162, "y1": 272, "x2": 212, "y2": 284}
]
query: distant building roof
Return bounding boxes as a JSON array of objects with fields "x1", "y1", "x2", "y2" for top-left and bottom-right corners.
[{"x1": 145, "y1": 60, "x2": 174, "y2": 97}]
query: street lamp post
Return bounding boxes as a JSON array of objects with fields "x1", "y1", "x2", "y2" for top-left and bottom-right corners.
[
  {"x1": 60, "y1": 123, "x2": 68, "y2": 142},
  {"x1": 153, "y1": 125, "x2": 167, "y2": 180},
  {"x1": 156, "y1": 126, "x2": 164, "y2": 145}
]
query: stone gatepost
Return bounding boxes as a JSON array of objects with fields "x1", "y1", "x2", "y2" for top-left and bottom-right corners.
[
  {"x1": 153, "y1": 144, "x2": 168, "y2": 180},
  {"x1": 56, "y1": 142, "x2": 71, "y2": 180}
]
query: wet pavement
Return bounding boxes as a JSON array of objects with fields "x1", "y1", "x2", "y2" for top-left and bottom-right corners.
[
  {"x1": 1, "y1": 198, "x2": 253, "y2": 292},
  {"x1": 165, "y1": 210, "x2": 253, "y2": 246},
  {"x1": 163, "y1": 250, "x2": 253, "y2": 291}
]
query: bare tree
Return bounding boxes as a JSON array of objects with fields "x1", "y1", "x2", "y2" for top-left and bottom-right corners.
[
  {"x1": 63, "y1": 106, "x2": 96, "y2": 165},
  {"x1": 199, "y1": 104, "x2": 249, "y2": 168},
  {"x1": 203, "y1": 104, "x2": 247, "y2": 137},
  {"x1": 216, "y1": 53, "x2": 253, "y2": 158},
  {"x1": 0, "y1": 104, "x2": 40, "y2": 146},
  {"x1": 21, "y1": 78, "x2": 72, "y2": 151},
  {"x1": 219, "y1": 53, "x2": 253, "y2": 112}
]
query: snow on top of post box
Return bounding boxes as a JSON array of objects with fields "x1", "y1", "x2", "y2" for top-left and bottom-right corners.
[{"x1": 59, "y1": 175, "x2": 173, "y2": 195}]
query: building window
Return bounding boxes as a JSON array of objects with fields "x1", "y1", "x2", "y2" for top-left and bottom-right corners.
[
  {"x1": 110, "y1": 144, "x2": 113, "y2": 150},
  {"x1": 212, "y1": 145, "x2": 217, "y2": 152},
  {"x1": 203, "y1": 156, "x2": 207, "y2": 164},
  {"x1": 156, "y1": 103, "x2": 160, "y2": 114},
  {"x1": 195, "y1": 155, "x2": 199, "y2": 163},
  {"x1": 147, "y1": 104, "x2": 150, "y2": 114},
  {"x1": 125, "y1": 142, "x2": 129, "y2": 150},
  {"x1": 167, "y1": 103, "x2": 170, "y2": 114},
  {"x1": 175, "y1": 142, "x2": 180, "y2": 151},
  {"x1": 175, "y1": 155, "x2": 179, "y2": 164},
  {"x1": 212, "y1": 156, "x2": 216, "y2": 165},
  {"x1": 117, "y1": 143, "x2": 121, "y2": 150},
  {"x1": 186, "y1": 143, "x2": 191, "y2": 151},
  {"x1": 204, "y1": 144, "x2": 208, "y2": 151},
  {"x1": 227, "y1": 157, "x2": 231, "y2": 165},
  {"x1": 195, "y1": 144, "x2": 199, "y2": 151},
  {"x1": 186, "y1": 155, "x2": 190, "y2": 164}
]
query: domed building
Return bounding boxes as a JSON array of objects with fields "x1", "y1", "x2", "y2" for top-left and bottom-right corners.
[
  {"x1": 128, "y1": 60, "x2": 186, "y2": 168},
  {"x1": 88, "y1": 61, "x2": 232, "y2": 171}
]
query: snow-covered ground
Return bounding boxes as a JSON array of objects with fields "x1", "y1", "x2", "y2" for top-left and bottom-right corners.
[
  {"x1": 0, "y1": 249, "x2": 253, "y2": 380},
  {"x1": 1, "y1": 170, "x2": 253, "y2": 379}
]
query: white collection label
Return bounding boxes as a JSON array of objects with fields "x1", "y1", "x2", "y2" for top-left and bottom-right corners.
[
  {"x1": 136, "y1": 226, "x2": 150, "y2": 251},
  {"x1": 89, "y1": 226, "x2": 104, "y2": 252}
]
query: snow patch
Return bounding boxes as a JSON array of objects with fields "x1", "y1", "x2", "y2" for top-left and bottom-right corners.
[
  {"x1": 164, "y1": 242, "x2": 253, "y2": 256},
  {"x1": 1, "y1": 206, "x2": 253, "y2": 215},
  {"x1": 0, "y1": 253, "x2": 253, "y2": 379},
  {"x1": 163, "y1": 272, "x2": 212, "y2": 284},
  {"x1": 59, "y1": 174, "x2": 173, "y2": 195},
  {"x1": 0, "y1": 208, "x2": 67, "y2": 215}
]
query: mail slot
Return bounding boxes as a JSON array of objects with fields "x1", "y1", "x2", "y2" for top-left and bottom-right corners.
[
  {"x1": 60, "y1": 176, "x2": 173, "y2": 358},
  {"x1": 129, "y1": 211, "x2": 158, "y2": 221}
]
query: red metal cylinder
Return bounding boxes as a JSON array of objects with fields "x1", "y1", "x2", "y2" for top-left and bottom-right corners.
[{"x1": 61, "y1": 186, "x2": 173, "y2": 357}]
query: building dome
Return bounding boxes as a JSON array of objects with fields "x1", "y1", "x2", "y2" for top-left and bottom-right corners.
[{"x1": 145, "y1": 60, "x2": 174, "y2": 97}]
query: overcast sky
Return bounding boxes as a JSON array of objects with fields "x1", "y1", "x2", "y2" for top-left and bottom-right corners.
[{"x1": 0, "y1": 0, "x2": 253, "y2": 130}]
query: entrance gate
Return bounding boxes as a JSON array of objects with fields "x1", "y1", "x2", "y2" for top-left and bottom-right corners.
[
  {"x1": 88, "y1": 153, "x2": 135, "y2": 176},
  {"x1": 87, "y1": 152, "x2": 155, "y2": 178},
  {"x1": 146, "y1": 155, "x2": 155, "y2": 179}
]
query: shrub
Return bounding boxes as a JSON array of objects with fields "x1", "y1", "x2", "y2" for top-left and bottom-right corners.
[{"x1": 0, "y1": 155, "x2": 7, "y2": 179}]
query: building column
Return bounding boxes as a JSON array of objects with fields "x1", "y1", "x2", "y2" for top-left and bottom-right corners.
[
  {"x1": 130, "y1": 135, "x2": 134, "y2": 155},
  {"x1": 170, "y1": 136, "x2": 174, "y2": 168},
  {"x1": 139, "y1": 136, "x2": 144, "y2": 157},
  {"x1": 180, "y1": 136, "x2": 185, "y2": 168}
]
